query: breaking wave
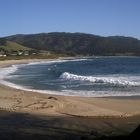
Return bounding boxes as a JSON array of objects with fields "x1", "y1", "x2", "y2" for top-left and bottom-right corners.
[
  {"x1": 60, "y1": 72, "x2": 140, "y2": 86},
  {"x1": 1, "y1": 57, "x2": 140, "y2": 97}
]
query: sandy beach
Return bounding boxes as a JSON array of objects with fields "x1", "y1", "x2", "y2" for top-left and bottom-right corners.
[{"x1": 0, "y1": 59, "x2": 140, "y2": 139}]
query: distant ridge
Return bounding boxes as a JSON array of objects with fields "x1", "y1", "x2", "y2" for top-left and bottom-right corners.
[{"x1": 6, "y1": 32, "x2": 140, "y2": 56}]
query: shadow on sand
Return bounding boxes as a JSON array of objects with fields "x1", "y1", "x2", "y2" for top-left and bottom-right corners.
[{"x1": 0, "y1": 110, "x2": 140, "y2": 140}]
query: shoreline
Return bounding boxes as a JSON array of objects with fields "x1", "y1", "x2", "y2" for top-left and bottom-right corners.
[
  {"x1": 1, "y1": 58, "x2": 140, "y2": 98},
  {"x1": 0, "y1": 59, "x2": 140, "y2": 118}
]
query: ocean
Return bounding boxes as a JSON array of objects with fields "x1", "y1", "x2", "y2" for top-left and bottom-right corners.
[{"x1": 1, "y1": 56, "x2": 140, "y2": 97}]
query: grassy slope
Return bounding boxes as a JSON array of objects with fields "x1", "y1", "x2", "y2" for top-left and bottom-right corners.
[{"x1": 0, "y1": 41, "x2": 31, "y2": 51}]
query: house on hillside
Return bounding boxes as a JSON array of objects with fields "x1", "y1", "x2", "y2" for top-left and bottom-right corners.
[
  {"x1": 39, "y1": 50, "x2": 51, "y2": 56},
  {"x1": 23, "y1": 50, "x2": 29, "y2": 56},
  {"x1": 28, "y1": 50, "x2": 38, "y2": 55},
  {"x1": 0, "y1": 50, "x2": 7, "y2": 57},
  {"x1": 4, "y1": 51, "x2": 21, "y2": 56},
  {"x1": 10, "y1": 51, "x2": 18, "y2": 56},
  {"x1": 17, "y1": 50, "x2": 24, "y2": 55}
]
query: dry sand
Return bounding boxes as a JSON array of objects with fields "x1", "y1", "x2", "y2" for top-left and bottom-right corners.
[{"x1": 0, "y1": 59, "x2": 140, "y2": 117}]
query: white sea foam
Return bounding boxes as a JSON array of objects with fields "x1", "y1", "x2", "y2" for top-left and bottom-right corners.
[
  {"x1": 1, "y1": 78, "x2": 140, "y2": 97},
  {"x1": 0, "y1": 58, "x2": 87, "y2": 84},
  {"x1": 0, "y1": 65, "x2": 18, "y2": 79},
  {"x1": 26, "y1": 58, "x2": 89, "y2": 66},
  {"x1": 60, "y1": 72, "x2": 140, "y2": 86},
  {"x1": 0, "y1": 58, "x2": 140, "y2": 97},
  {"x1": 0, "y1": 68, "x2": 140, "y2": 97},
  {"x1": 61, "y1": 90, "x2": 140, "y2": 97},
  {"x1": 0, "y1": 65, "x2": 24, "y2": 90}
]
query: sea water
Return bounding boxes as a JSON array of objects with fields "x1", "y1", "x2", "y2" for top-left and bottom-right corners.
[{"x1": 1, "y1": 56, "x2": 140, "y2": 97}]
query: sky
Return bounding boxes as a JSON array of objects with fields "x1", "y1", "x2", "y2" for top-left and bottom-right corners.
[{"x1": 0, "y1": 0, "x2": 140, "y2": 39}]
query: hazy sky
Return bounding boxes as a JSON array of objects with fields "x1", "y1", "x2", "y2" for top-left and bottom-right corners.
[{"x1": 0, "y1": 0, "x2": 140, "y2": 39}]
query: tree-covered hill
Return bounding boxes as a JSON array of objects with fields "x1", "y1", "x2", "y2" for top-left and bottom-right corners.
[{"x1": 6, "y1": 32, "x2": 140, "y2": 56}]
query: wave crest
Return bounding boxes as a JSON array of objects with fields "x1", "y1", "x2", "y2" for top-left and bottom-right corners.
[{"x1": 60, "y1": 72, "x2": 139, "y2": 86}]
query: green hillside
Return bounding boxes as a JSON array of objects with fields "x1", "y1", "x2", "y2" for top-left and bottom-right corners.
[{"x1": 0, "y1": 41, "x2": 31, "y2": 51}]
